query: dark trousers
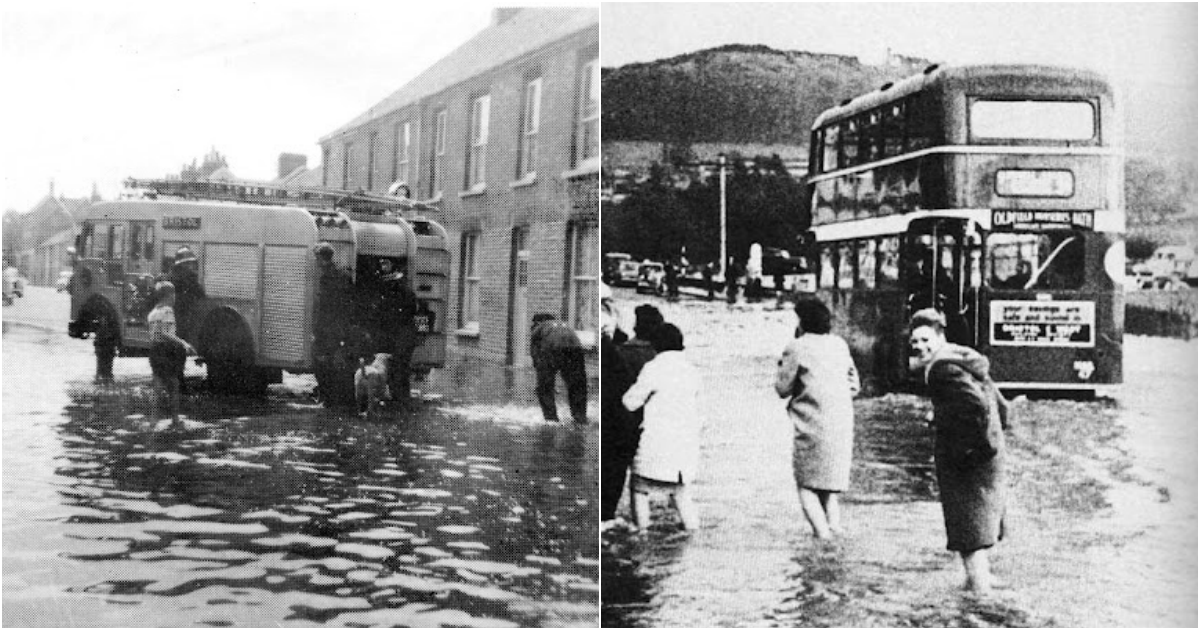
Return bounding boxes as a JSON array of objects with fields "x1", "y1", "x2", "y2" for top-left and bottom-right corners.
[
  {"x1": 95, "y1": 342, "x2": 116, "y2": 382},
  {"x1": 601, "y1": 415, "x2": 641, "y2": 520},
  {"x1": 535, "y1": 347, "x2": 589, "y2": 422},
  {"x1": 386, "y1": 325, "x2": 418, "y2": 402}
]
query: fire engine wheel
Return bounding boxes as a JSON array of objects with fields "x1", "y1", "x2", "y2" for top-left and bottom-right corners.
[{"x1": 199, "y1": 311, "x2": 270, "y2": 397}]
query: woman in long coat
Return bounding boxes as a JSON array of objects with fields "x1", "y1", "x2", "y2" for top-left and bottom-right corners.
[
  {"x1": 909, "y1": 308, "x2": 1007, "y2": 593},
  {"x1": 774, "y1": 298, "x2": 860, "y2": 539}
]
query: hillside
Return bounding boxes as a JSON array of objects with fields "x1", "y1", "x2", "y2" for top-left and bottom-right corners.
[
  {"x1": 602, "y1": 44, "x2": 1196, "y2": 163},
  {"x1": 601, "y1": 44, "x2": 931, "y2": 145}
]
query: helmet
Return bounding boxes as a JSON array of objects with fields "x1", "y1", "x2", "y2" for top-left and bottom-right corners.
[{"x1": 174, "y1": 246, "x2": 198, "y2": 265}]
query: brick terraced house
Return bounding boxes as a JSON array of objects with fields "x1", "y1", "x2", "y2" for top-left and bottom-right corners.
[{"x1": 319, "y1": 7, "x2": 599, "y2": 368}]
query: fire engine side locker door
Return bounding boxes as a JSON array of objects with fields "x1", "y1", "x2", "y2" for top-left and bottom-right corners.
[{"x1": 409, "y1": 220, "x2": 451, "y2": 369}]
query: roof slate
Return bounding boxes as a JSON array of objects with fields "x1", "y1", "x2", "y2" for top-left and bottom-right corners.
[{"x1": 321, "y1": 7, "x2": 597, "y2": 142}]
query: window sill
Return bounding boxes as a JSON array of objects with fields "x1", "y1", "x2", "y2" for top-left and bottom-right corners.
[
  {"x1": 561, "y1": 159, "x2": 599, "y2": 180},
  {"x1": 454, "y1": 324, "x2": 480, "y2": 339},
  {"x1": 419, "y1": 193, "x2": 443, "y2": 205},
  {"x1": 509, "y1": 174, "x2": 537, "y2": 188},
  {"x1": 458, "y1": 186, "x2": 486, "y2": 199}
]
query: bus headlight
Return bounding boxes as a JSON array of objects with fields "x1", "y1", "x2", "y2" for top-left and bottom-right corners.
[{"x1": 1104, "y1": 240, "x2": 1125, "y2": 286}]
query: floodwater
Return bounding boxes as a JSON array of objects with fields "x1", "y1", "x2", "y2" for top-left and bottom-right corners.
[
  {"x1": 602, "y1": 290, "x2": 1196, "y2": 628},
  {"x1": 3, "y1": 324, "x2": 598, "y2": 627}
]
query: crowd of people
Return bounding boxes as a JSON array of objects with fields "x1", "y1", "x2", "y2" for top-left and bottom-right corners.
[
  {"x1": 602, "y1": 284, "x2": 1011, "y2": 594},
  {"x1": 134, "y1": 242, "x2": 423, "y2": 422}
]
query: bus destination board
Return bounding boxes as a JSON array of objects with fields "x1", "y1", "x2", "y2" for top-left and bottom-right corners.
[
  {"x1": 991, "y1": 210, "x2": 1093, "y2": 230},
  {"x1": 990, "y1": 300, "x2": 1094, "y2": 347}
]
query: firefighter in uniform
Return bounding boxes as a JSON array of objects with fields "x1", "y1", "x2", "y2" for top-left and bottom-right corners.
[
  {"x1": 313, "y1": 242, "x2": 357, "y2": 405},
  {"x1": 168, "y1": 246, "x2": 206, "y2": 393},
  {"x1": 374, "y1": 258, "x2": 419, "y2": 405}
]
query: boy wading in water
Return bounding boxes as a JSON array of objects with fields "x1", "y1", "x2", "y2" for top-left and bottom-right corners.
[{"x1": 147, "y1": 282, "x2": 196, "y2": 427}]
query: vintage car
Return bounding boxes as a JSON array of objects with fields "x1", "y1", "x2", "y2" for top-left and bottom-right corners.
[{"x1": 636, "y1": 261, "x2": 666, "y2": 295}]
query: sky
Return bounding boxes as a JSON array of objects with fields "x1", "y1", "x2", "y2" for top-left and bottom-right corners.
[
  {"x1": 0, "y1": 0, "x2": 525, "y2": 213},
  {"x1": 601, "y1": 3, "x2": 1197, "y2": 89}
]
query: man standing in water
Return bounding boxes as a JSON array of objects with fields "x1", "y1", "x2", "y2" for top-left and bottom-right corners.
[
  {"x1": 530, "y1": 313, "x2": 589, "y2": 424},
  {"x1": 313, "y1": 242, "x2": 357, "y2": 405},
  {"x1": 375, "y1": 258, "x2": 419, "y2": 406},
  {"x1": 168, "y1": 246, "x2": 205, "y2": 393}
]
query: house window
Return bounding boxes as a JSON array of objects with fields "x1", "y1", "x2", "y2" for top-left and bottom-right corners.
[
  {"x1": 393, "y1": 121, "x2": 411, "y2": 186},
  {"x1": 459, "y1": 232, "x2": 480, "y2": 331},
  {"x1": 567, "y1": 221, "x2": 598, "y2": 335},
  {"x1": 430, "y1": 110, "x2": 447, "y2": 197},
  {"x1": 574, "y1": 57, "x2": 599, "y2": 167},
  {"x1": 466, "y1": 95, "x2": 490, "y2": 189},
  {"x1": 367, "y1": 131, "x2": 378, "y2": 190},
  {"x1": 518, "y1": 78, "x2": 541, "y2": 179},
  {"x1": 342, "y1": 142, "x2": 353, "y2": 190}
]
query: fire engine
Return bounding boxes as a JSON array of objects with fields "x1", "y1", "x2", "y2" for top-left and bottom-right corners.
[{"x1": 66, "y1": 178, "x2": 451, "y2": 400}]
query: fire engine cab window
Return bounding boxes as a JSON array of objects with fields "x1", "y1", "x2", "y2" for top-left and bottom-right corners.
[{"x1": 987, "y1": 231, "x2": 1085, "y2": 290}]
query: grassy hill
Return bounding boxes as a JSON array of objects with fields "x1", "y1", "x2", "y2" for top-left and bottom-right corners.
[{"x1": 601, "y1": 44, "x2": 931, "y2": 145}]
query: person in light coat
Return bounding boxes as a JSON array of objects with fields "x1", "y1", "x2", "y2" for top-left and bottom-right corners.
[
  {"x1": 774, "y1": 298, "x2": 860, "y2": 539},
  {"x1": 622, "y1": 323, "x2": 703, "y2": 531}
]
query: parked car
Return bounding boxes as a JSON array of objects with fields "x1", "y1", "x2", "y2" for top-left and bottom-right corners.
[
  {"x1": 614, "y1": 260, "x2": 641, "y2": 287},
  {"x1": 3, "y1": 268, "x2": 25, "y2": 306},
  {"x1": 55, "y1": 270, "x2": 74, "y2": 292},
  {"x1": 1125, "y1": 263, "x2": 1155, "y2": 291},
  {"x1": 603, "y1": 252, "x2": 632, "y2": 285},
  {"x1": 636, "y1": 261, "x2": 666, "y2": 295}
]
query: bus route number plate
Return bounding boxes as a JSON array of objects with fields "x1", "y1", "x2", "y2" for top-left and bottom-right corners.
[{"x1": 990, "y1": 300, "x2": 1094, "y2": 347}]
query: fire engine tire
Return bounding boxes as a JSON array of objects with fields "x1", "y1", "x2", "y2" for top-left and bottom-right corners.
[{"x1": 199, "y1": 311, "x2": 268, "y2": 397}]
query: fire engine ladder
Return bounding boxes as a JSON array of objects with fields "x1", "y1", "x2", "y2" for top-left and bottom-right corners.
[{"x1": 123, "y1": 177, "x2": 436, "y2": 217}]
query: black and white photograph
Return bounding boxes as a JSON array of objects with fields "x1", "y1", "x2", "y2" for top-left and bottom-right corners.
[
  {"x1": 600, "y1": 3, "x2": 1197, "y2": 627},
  {"x1": 3, "y1": 2, "x2": 598, "y2": 626}
]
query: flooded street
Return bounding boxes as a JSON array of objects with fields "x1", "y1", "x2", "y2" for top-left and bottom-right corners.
[
  {"x1": 3, "y1": 306, "x2": 598, "y2": 627},
  {"x1": 603, "y1": 290, "x2": 1196, "y2": 627}
]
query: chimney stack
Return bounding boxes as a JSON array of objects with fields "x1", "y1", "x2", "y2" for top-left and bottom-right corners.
[{"x1": 278, "y1": 153, "x2": 308, "y2": 180}]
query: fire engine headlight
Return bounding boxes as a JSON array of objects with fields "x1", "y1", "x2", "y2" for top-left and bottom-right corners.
[
  {"x1": 1104, "y1": 240, "x2": 1125, "y2": 286},
  {"x1": 1073, "y1": 360, "x2": 1096, "y2": 381}
]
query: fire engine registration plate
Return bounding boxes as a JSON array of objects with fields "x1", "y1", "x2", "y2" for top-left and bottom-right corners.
[{"x1": 990, "y1": 300, "x2": 1094, "y2": 347}]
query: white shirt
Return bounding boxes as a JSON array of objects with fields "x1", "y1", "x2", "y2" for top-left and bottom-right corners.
[{"x1": 622, "y1": 350, "x2": 704, "y2": 483}]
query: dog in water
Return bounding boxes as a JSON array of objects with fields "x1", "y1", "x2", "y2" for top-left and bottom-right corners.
[{"x1": 355, "y1": 353, "x2": 392, "y2": 419}]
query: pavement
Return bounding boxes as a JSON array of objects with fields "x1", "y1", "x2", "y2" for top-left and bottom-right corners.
[{"x1": 1, "y1": 285, "x2": 70, "y2": 334}]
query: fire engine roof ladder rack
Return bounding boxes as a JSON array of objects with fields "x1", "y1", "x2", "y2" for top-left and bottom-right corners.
[{"x1": 122, "y1": 177, "x2": 436, "y2": 217}]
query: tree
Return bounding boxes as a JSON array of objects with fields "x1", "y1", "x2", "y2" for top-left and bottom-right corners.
[{"x1": 602, "y1": 154, "x2": 807, "y2": 266}]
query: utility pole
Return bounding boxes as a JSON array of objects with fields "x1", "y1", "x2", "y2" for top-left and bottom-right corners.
[{"x1": 719, "y1": 152, "x2": 727, "y2": 280}]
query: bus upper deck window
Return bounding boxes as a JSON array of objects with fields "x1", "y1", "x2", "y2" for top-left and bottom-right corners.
[{"x1": 971, "y1": 100, "x2": 1095, "y2": 142}]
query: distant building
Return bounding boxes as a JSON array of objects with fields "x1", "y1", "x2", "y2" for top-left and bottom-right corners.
[
  {"x1": 15, "y1": 181, "x2": 99, "y2": 285},
  {"x1": 181, "y1": 148, "x2": 231, "y2": 182},
  {"x1": 318, "y1": 7, "x2": 599, "y2": 367}
]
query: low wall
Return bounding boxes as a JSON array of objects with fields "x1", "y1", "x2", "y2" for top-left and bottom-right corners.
[{"x1": 1124, "y1": 288, "x2": 1198, "y2": 339}]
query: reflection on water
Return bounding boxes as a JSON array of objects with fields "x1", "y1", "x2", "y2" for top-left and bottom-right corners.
[{"x1": 3, "y1": 327, "x2": 597, "y2": 627}]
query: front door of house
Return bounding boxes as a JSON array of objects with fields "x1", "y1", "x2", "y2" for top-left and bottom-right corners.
[{"x1": 509, "y1": 227, "x2": 530, "y2": 366}]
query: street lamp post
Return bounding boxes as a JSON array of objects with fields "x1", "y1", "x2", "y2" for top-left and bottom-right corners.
[{"x1": 719, "y1": 152, "x2": 727, "y2": 280}]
